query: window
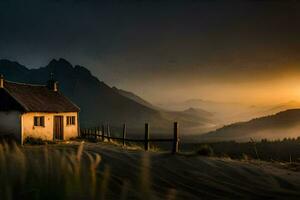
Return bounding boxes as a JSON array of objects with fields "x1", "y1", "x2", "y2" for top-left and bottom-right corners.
[
  {"x1": 67, "y1": 116, "x2": 76, "y2": 126},
  {"x1": 34, "y1": 116, "x2": 45, "y2": 127}
]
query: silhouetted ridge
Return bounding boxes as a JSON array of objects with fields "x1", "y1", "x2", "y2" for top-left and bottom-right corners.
[{"x1": 0, "y1": 58, "x2": 215, "y2": 134}]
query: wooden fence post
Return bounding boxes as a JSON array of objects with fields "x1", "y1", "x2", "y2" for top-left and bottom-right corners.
[
  {"x1": 101, "y1": 124, "x2": 105, "y2": 141},
  {"x1": 172, "y1": 122, "x2": 179, "y2": 154},
  {"x1": 145, "y1": 123, "x2": 149, "y2": 151},
  {"x1": 94, "y1": 127, "x2": 97, "y2": 140},
  {"x1": 122, "y1": 123, "x2": 126, "y2": 146},
  {"x1": 107, "y1": 124, "x2": 111, "y2": 142}
]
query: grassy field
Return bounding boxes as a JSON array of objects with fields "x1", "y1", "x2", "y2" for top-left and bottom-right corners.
[
  {"x1": 1, "y1": 140, "x2": 300, "y2": 199},
  {"x1": 180, "y1": 138, "x2": 300, "y2": 162},
  {"x1": 84, "y1": 127, "x2": 300, "y2": 162}
]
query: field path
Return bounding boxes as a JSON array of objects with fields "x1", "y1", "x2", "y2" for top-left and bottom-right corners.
[{"x1": 43, "y1": 142, "x2": 300, "y2": 199}]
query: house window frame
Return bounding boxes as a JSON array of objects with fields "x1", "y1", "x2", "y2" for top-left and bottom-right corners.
[
  {"x1": 34, "y1": 116, "x2": 45, "y2": 127},
  {"x1": 66, "y1": 116, "x2": 76, "y2": 126}
]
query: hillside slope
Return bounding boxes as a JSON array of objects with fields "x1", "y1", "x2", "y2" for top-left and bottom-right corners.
[
  {"x1": 48, "y1": 142, "x2": 300, "y2": 199},
  {"x1": 200, "y1": 109, "x2": 300, "y2": 142},
  {"x1": 112, "y1": 87, "x2": 158, "y2": 110}
]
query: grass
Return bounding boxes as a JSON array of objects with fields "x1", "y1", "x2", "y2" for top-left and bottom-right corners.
[
  {"x1": 195, "y1": 144, "x2": 214, "y2": 156},
  {"x1": 2, "y1": 138, "x2": 300, "y2": 199},
  {"x1": 180, "y1": 137, "x2": 300, "y2": 162},
  {"x1": 82, "y1": 132, "x2": 300, "y2": 162},
  {"x1": 0, "y1": 140, "x2": 170, "y2": 200},
  {"x1": 82, "y1": 128, "x2": 300, "y2": 162},
  {"x1": 0, "y1": 141, "x2": 103, "y2": 199}
]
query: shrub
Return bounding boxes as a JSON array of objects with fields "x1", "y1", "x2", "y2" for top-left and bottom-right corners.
[
  {"x1": 242, "y1": 153, "x2": 252, "y2": 161},
  {"x1": 69, "y1": 136, "x2": 83, "y2": 141},
  {"x1": 196, "y1": 144, "x2": 214, "y2": 156}
]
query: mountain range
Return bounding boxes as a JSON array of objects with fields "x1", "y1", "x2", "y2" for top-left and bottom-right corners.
[
  {"x1": 0, "y1": 58, "x2": 217, "y2": 135},
  {"x1": 2, "y1": 58, "x2": 300, "y2": 140},
  {"x1": 199, "y1": 109, "x2": 300, "y2": 142}
]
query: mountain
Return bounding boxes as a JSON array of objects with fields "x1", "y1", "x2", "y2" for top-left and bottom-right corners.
[
  {"x1": 158, "y1": 98, "x2": 266, "y2": 124},
  {"x1": 160, "y1": 108, "x2": 218, "y2": 134},
  {"x1": 0, "y1": 58, "x2": 216, "y2": 134},
  {"x1": 200, "y1": 109, "x2": 300, "y2": 142},
  {"x1": 113, "y1": 87, "x2": 218, "y2": 133},
  {"x1": 0, "y1": 59, "x2": 159, "y2": 129},
  {"x1": 157, "y1": 98, "x2": 233, "y2": 111},
  {"x1": 182, "y1": 107, "x2": 213, "y2": 118},
  {"x1": 159, "y1": 98, "x2": 300, "y2": 127},
  {"x1": 258, "y1": 101, "x2": 300, "y2": 116},
  {"x1": 112, "y1": 87, "x2": 158, "y2": 110}
]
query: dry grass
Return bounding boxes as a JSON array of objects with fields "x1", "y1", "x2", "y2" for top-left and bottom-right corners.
[
  {"x1": 3, "y1": 140, "x2": 300, "y2": 199},
  {"x1": 0, "y1": 141, "x2": 170, "y2": 200},
  {"x1": 182, "y1": 138, "x2": 300, "y2": 162},
  {"x1": 6, "y1": 138, "x2": 300, "y2": 199},
  {"x1": 0, "y1": 141, "x2": 105, "y2": 199}
]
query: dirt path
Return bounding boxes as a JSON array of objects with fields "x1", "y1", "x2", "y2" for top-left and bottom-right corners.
[{"x1": 30, "y1": 142, "x2": 300, "y2": 199}]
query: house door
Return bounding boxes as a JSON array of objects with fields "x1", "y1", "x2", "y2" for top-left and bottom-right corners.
[{"x1": 54, "y1": 116, "x2": 64, "y2": 140}]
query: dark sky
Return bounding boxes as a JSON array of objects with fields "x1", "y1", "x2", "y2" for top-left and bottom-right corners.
[{"x1": 1, "y1": 0, "x2": 300, "y2": 104}]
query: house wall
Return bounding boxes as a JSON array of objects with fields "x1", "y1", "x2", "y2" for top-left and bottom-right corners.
[
  {"x1": 0, "y1": 111, "x2": 21, "y2": 141},
  {"x1": 22, "y1": 112, "x2": 79, "y2": 141}
]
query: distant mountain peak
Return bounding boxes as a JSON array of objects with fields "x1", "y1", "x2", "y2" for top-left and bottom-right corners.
[
  {"x1": 48, "y1": 58, "x2": 73, "y2": 69},
  {"x1": 183, "y1": 107, "x2": 200, "y2": 113},
  {"x1": 183, "y1": 107, "x2": 213, "y2": 116},
  {"x1": 185, "y1": 107, "x2": 197, "y2": 112}
]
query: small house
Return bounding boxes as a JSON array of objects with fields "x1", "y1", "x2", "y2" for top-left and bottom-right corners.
[{"x1": 0, "y1": 75, "x2": 80, "y2": 144}]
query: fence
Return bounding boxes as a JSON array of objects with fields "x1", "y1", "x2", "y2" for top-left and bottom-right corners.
[{"x1": 81, "y1": 122, "x2": 179, "y2": 153}]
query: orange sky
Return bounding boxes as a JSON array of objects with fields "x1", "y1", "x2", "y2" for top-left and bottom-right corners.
[{"x1": 126, "y1": 68, "x2": 300, "y2": 106}]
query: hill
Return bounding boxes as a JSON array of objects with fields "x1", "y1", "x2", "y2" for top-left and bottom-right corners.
[
  {"x1": 0, "y1": 58, "x2": 216, "y2": 134},
  {"x1": 5, "y1": 141, "x2": 300, "y2": 199},
  {"x1": 113, "y1": 86, "x2": 218, "y2": 133},
  {"x1": 112, "y1": 87, "x2": 158, "y2": 110},
  {"x1": 200, "y1": 109, "x2": 300, "y2": 142}
]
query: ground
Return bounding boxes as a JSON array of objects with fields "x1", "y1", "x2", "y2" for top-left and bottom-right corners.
[{"x1": 25, "y1": 141, "x2": 300, "y2": 199}]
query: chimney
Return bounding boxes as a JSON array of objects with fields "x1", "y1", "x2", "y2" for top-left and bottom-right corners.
[
  {"x1": 47, "y1": 73, "x2": 59, "y2": 92},
  {"x1": 0, "y1": 74, "x2": 4, "y2": 88}
]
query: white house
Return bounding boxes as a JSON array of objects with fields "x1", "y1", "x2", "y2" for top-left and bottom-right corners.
[{"x1": 0, "y1": 75, "x2": 80, "y2": 144}]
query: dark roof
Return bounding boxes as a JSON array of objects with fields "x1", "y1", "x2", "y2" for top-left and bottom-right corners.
[{"x1": 2, "y1": 81, "x2": 80, "y2": 112}]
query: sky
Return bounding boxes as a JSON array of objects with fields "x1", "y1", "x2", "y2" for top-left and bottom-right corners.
[{"x1": 1, "y1": 0, "x2": 300, "y2": 105}]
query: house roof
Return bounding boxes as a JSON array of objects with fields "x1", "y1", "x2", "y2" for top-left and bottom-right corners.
[{"x1": 2, "y1": 81, "x2": 80, "y2": 113}]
